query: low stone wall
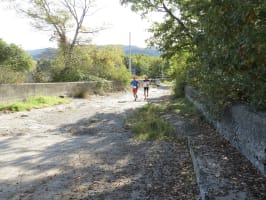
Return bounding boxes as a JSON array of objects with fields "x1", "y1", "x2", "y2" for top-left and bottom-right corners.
[
  {"x1": 185, "y1": 85, "x2": 266, "y2": 177},
  {"x1": 0, "y1": 81, "x2": 116, "y2": 104}
]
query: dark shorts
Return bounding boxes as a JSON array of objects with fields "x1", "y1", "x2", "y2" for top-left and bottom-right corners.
[{"x1": 144, "y1": 87, "x2": 149, "y2": 91}]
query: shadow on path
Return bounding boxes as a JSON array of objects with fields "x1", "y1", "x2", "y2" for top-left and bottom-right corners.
[{"x1": 0, "y1": 93, "x2": 198, "y2": 200}]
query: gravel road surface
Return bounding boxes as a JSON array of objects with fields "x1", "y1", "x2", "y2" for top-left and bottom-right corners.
[{"x1": 0, "y1": 87, "x2": 199, "y2": 200}]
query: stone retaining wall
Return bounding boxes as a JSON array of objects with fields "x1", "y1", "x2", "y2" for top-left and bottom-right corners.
[
  {"x1": 185, "y1": 85, "x2": 266, "y2": 177},
  {"x1": 0, "y1": 81, "x2": 118, "y2": 104}
]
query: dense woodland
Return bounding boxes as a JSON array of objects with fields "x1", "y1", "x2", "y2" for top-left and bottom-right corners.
[
  {"x1": 121, "y1": 0, "x2": 266, "y2": 112},
  {"x1": 0, "y1": 0, "x2": 265, "y2": 113}
]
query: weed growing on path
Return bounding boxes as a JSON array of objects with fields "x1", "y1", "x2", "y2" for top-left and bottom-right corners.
[
  {"x1": 0, "y1": 96, "x2": 70, "y2": 112},
  {"x1": 126, "y1": 97, "x2": 202, "y2": 143}
]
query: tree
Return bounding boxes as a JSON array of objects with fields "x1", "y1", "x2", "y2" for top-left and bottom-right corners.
[
  {"x1": 51, "y1": 45, "x2": 130, "y2": 85},
  {"x1": 121, "y1": 0, "x2": 266, "y2": 111},
  {"x1": 126, "y1": 54, "x2": 164, "y2": 78},
  {"x1": 2, "y1": 0, "x2": 104, "y2": 67},
  {"x1": 130, "y1": 54, "x2": 151, "y2": 76},
  {"x1": 32, "y1": 58, "x2": 54, "y2": 82},
  {"x1": 120, "y1": 0, "x2": 196, "y2": 58},
  {"x1": 0, "y1": 39, "x2": 35, "y2": 83},
  {"x1": 87, "y1": 45, "x2": 130, "y2": 84}
]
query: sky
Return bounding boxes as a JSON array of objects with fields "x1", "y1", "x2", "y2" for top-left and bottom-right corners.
[{"x1": 0, "y1": 0, "x2": 158, "y2": 50}]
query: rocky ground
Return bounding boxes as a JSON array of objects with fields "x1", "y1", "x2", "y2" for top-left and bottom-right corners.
[{"x1": 0, "y1": 86, "x2": 265, "y2": 200}]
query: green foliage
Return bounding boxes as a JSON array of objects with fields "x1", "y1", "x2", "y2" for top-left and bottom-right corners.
[
  {"x1": 51, "y1": 46, "x2": 92, "y2": 82},
  {"x1": 168, "y1": 52, "x2": 190, "y2": 97},
  {"x1": 88, "y1": 45, "x2": 130, "y2": 84},
  {"x1": 173, "y1": 74, "x2": 185, "y2": 98},
  {"x1": 0, "y1": 67, "x2": 26, "y2": 83},
  {"x1": 122, "y1": 0, "x2": 266, "y2": 111},
  {"x1": 126, "y1": 54, "x2": 165, "y2": 78},
  {"x1": 189, "y1": 0, "x2": 266, "y2": 111},
  {"x1": 0, "y1": 39, "x2": 35, "y2": 72},
  {"x1": 50, "y1": 45, "x2": 131, "y2": 88},
  {"x1": 148, "y1": 56, "x2": 166, "y2": 79},
  {"x1": 0, "y1": 96, "x2": 70, "y2": 112},
  {"x1": 29, "y1": 46, "x2": 162, "y2": 84},
  {"x1": 130, "y1": 54, "x2": 151, "y2": 75},
  {"x1": 126, "y1": 103, "x2": 176, "y2": 141},
  {"x1": 0, "y1": 39, "x2": 35, "y2": 83},
  {"x1": 32, "y1": 59, "x2": 54, "y2": 82},
  {"x1": 126, "y1": 98, "x2": 198, "y2": 141},
  {"x1": 51, "y1": 67, "x2": 85, "y2": 82}
]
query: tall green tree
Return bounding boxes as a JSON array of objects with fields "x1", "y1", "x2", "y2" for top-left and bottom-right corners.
[
  {"x1": 32, "y1": 59, "x2": 54, "y2": 82},
  {"x1": 130, "y1": 54, "x2": 151, "y2": 76},
  {"x1": 87, "y1": 45, "x2": 130, "y2": 84},
  {"x1": 124, "y1": 54, "x2": 165, "y2": 78},
  {"x1": 121, "y1": 0, "x2": 266, "y2": 111},
  {"x1": 51, "y1": 45, "x2": 130, "y2": 85},
  {"x1": 0, "y1": 39, "x2": 35, "y2": 83}
]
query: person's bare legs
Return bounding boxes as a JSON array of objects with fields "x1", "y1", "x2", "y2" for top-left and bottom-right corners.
[
  {"x1": 133, "y1": 88, "x2": 138, "y2": 101},
  {"x1": 144, "y1": 88, "x2": 148, "y2": 100},
  {"x1": 144, "y1": 91, "x2": 147, "y2": 100}
]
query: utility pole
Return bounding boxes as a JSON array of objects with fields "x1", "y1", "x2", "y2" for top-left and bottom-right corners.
[
  {"x1": 161, "y1": 60, "x2": 164, "y2": 80},
  {"x1": 129, "y1": 32, "x2": 132, "y2": 75}
]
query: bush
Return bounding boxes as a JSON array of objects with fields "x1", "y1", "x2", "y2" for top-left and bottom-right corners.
[
  {"x1": 186, "y1": 1, "x2": 266, "y2": 112},
  {"x1": 0, "y1": 66, "x2": 25, "y2": 83},
  {"x1": 173, "y1": 73, "x2": 186, "y2": 98}
]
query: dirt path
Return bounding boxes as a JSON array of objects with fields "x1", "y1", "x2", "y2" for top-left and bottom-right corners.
[{"x1": 0, "y1": 87, "x2": 199, "y2": 200}]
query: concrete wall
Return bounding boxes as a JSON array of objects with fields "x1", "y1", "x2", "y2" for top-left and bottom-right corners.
[
  {"x1": 185, "y1": 86, "x2": 266, "y2": 177},
  {"x1": 0, "y1": 81, "x2": 116, "y2": 104}
]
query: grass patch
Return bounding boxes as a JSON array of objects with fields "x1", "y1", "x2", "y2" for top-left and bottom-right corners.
[
  {"x1": 126, "y1": 103, "x2": 176, "y2": 141},
  {"x1": 0, "y1": 96, "x2": 70, "y2": 112},
  {"x1": 126, "y1": 97, "x2": 201, "y2": 142}
]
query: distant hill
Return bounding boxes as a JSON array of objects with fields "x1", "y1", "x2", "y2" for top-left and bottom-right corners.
[
  {"x1": 122, "y1": 45, "x2": 161, "y2": 57},
  {"x1": 27, "y1": 48, "x2": 57, "y2": 60},
  {"x1": 101, "y1": 45, "x2": 161, "y2": 57},
  {"x1": 27, "y1": 45, "x2": 161, "y2": 60}
]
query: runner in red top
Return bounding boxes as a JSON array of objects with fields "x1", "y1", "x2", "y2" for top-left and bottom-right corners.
[{"x1": 130, "y1": 77, "x2": 139, "y2": 101}]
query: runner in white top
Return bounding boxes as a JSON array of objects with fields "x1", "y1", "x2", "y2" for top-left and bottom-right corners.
[{"x1": 143, "y1": 77, "x2": 150, "y2": 100}]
